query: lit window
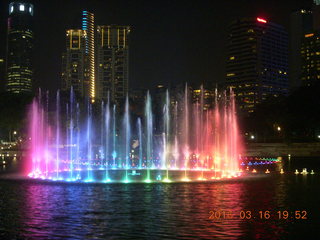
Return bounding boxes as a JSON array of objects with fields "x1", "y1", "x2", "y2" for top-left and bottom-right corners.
[
  {"x1": 29, "y1": 7, "x2": 32, "y2": 13},
  {"x1": 19, "y1": 4, "x2": 25, "y2": 11},
  {"x1": 10, "y1": 6, "x2": 14, "y2": 13}
]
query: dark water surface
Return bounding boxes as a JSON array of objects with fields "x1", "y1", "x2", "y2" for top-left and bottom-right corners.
[{"x1": 0, "y1": 158, "x2": 320, "y2": 239}]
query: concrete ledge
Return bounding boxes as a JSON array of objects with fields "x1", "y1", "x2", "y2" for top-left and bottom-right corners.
[{"x1": 245, "y1": 142, "x2": 320, "y2": 157}]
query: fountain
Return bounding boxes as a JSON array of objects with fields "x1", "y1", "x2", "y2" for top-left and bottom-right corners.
[{"x1": 26, "y1": 86, "x2": 243, "y2": 183}]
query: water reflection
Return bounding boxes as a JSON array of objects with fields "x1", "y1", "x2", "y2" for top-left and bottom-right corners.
[{"x1": 0, "y1": 173, "x2": 319, "y2": 239}]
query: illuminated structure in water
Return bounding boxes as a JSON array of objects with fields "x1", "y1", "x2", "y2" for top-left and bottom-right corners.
[
  {"x1": 27, "y1": 86, "x2": 242, "y2": 183},
  {"x1": 6, "y1": 2, "x2": 34, "y2": 93}
]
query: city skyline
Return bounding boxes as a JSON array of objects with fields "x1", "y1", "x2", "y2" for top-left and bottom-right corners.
[{"x1": 0, "y1": 0, "x2": 313, "y2": 93}]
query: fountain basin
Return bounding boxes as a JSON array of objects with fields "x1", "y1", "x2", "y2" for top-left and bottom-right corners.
[{"x1": 27, "y1": 169, "x2": 242, "y2": 183}]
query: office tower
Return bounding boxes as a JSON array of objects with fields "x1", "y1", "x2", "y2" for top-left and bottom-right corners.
[
  {"x1": 313, "y1": 0, "x2": 320, "y2": 31},
  {"x1": 0, "y1": 58, "x2": 4, "y2": 91},
  {"x1": 226, "y1": 17, "x2": 288, "y2": 114},
  {"x1": 300, "y1": 33, "x2": 320, "y2": 86},
  {"x1": 6, "y1": 2, "x2": 34, "y2": 93},
  {"x1": 300, "y1": 1, "x2": 320, "y2": 87},
  {"x1": 82, "y1": 11, "x2": 95, "y2": 101},
  {"x1": 61, "y1": 30, "x2": 87, "y2": 95},
  {"x1": 96, "y1": 25, "x2": 130, "y2": 104},
  {"x1": 289, "y1": 10, "x2": 313, "y2": 89},
  {"x1": 62, "y1": 11, "x2": 94, "y2": 99}
]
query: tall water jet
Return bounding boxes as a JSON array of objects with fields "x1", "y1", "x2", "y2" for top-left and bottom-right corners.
[
  {"x1": 112, "y1": 104, "x2": 117, "y2": 168},
  {"x1": 163, "y1": 90, "x2": 170, "y2": 180},
  {"x1": 173, "y1": 102, "x2": 179, "y2": 169},
  {"x1": 223, "y1": 91, "x2": 228, "y2": 176},
  {"x1": 100, "y1": 101, "x2": 105, "y2": 167},
  {"x1": 105, "y1": 94, "x2": 110, "y2": 180},
  {"x1": 55, "y1": 91, "x2": 60, "y2": 178},
  {"x1": 183, "y1": 83, "x2": 190, "y2": 179},
  {"x1": 137, "y1": 118, "x2": 142, "y2": 169},
  {"x1": 86, "y1": 101, "x2": 93, "y2": 181},
  {"x1": 230, "y1": 88, "x2": 240, "y2": 172},
  {"x1": 214, "y1": 88, "x2": 220, "y2": 172},
  {"x1": 76, "y1": 103, "x2": 80, "y2": 176},
  {"x1": 45, "y1": 91, "x2": 49, "y2": 177},
  {"x1": 69, "y1": 88, "x2": 75, "y2": 179},
  {"x1": 145, "y1": 91, "x2": 153, "y2": 181},
  {"x1": 200, "y1": 85, "x2": 204, "y2": 157},
  {"x1": 123, "y1": 96, "x2": 131, "y2": 181}
]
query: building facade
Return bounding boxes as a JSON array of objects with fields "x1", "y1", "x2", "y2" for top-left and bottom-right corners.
[
  {"x1": 226, "y1": 17, "x2": 288, "y2": 114},
  {"x1": 6, "y1": 2, "x2": 34, "y2": 93},
  {"x1": 82, "y1": 11, "x2": 95, "y2": 100},
  {"x1": 192, "y1": 88, "x2": 214, "y2": 110},
  {"x1": 289, "y1": 10, "x2": 313, "y2": 89},
  {"x1": 0, "y1": 58, "x2": 4, "y2": 92},
  {"x1": 62, "y1": 11, "x2": 95, "y2": 99},
  {"x1": 299, "y1": 2, "x2": 320, "y2": 86},
  {"x1": 300, "y1": 33, "x2": 320, "y2": 86},
  {"x1": 61, "y1": 29, "x2": 88, "y2": 96},
  {"x1": 96, "y1": 25, "x2": 130, "y2": 104}
]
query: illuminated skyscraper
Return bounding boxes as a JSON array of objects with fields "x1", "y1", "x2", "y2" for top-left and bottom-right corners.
[
  {"x1": 61, "y1": 30, "x2": 87, "y2": 95},
  {"x1": 82, "y1": 11, "x2": 95, "y2": 101},
  {"x1": 289, "y1": 10, "x2": 313, "y2": 89},
  {"x1": 300, "y1": 33, "x2": 320, "y2": 86},
  {"x1": 96, "y1": 25, "x2": 130, "y2": 104},
  {"x1": 226, "y1": 17, "x2": 288, "y2": 114},
  {"x1": 298, "y1": 2, "x2": 320, "y2": 86},
  {"x1": 0, "y1": 58, "x2": 5, "y2": 92},
  {"x1": 313, "y1": 0, "x2": 320, "y2": 31},
  {"x1": 62, "y1": 11, "x2": 94, "y2": 99},
  {"x1": 6, "y1": 2, "x2": 34, "y2": 93}
]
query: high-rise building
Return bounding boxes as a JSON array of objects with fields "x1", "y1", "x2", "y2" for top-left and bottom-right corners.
[
  {"x1": 300, "y1": 32, "x2": 320, "y2": 85},
  {"x1": 226, "y1": 17, "x2": 288, "y2": 114},
  {"x1": 96, "y1": 25, "x2": 130, "y2": 104},
  {"x1": 6, "y1": 2, "x2": 34, "y2": 93},
  {"x1": 313, "y1": 0, "x2": 320, "y2": 31},
  {"x1": 82, "y1": 11, "x2": 95, "y2": 101},
  {"x1": 62, "y1": 11, "x2": 95, "y2": 99},
  {"x1": 289, "y1": 9, "x2": 313, "y2": 89},
  {"x1": 299, "y1": 1, "x2": 320, "y2": 86},
  {"x1": 61, "y1": 30, "x2": 87, "y2": 96},
  {"x1": 0, "y1": 58, "x2": 5, "y2": 92}
]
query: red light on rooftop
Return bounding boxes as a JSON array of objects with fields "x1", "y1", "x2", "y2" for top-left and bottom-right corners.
[{"x1": 257, "y1": 17, "x2": 267, "y2": 23}]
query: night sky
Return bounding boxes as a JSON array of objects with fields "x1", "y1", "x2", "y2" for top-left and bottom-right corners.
[{"x1": 0, "y1": 0, "x2": 313, "y2": 92}]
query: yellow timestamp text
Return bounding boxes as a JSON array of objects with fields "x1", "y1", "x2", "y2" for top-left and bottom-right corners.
[{"x1": 209, "y1": 210, "x2": 308, "y2": 220}]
